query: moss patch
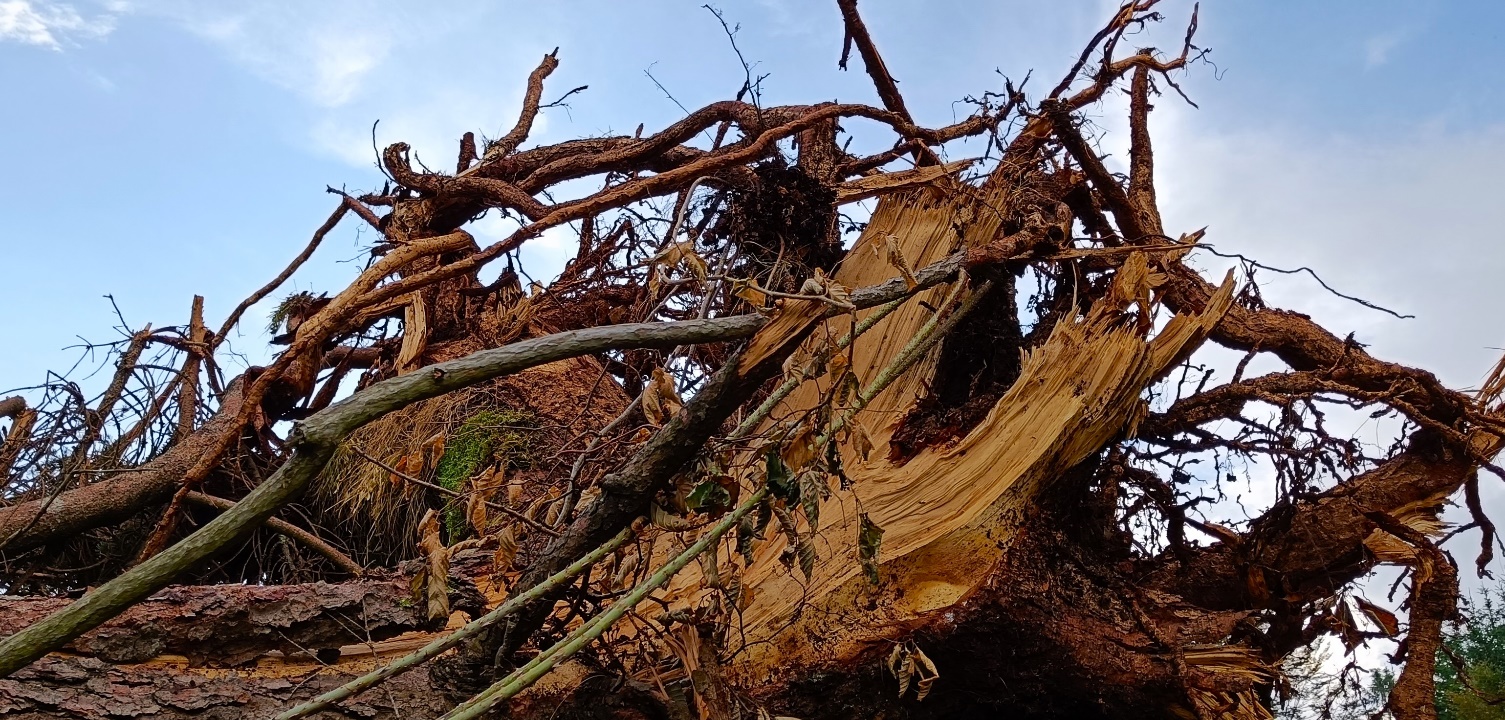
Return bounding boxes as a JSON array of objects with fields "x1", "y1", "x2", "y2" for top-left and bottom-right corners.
[{"x1": 433, "y1": 409, "x2": 535, "y2": 540}]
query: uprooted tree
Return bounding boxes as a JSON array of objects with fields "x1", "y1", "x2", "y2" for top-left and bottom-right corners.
[{"x1": 1, "y1": 3, "x2": 1499, "y2": 719}]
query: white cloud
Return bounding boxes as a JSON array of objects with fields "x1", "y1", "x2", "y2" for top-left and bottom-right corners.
[
  {"x1": 122, "y1": 2, "x2": 562, "y2": 168},
  {"x1": 0, "y1": 0, "x2": 117, "y2": 49},
  {"x1": 156, "y1": 2, "x2": 392, "y2": 108},
  {"x1": 1364, "y1": 30, "x2": 1406, "y2": 68},
  {"x1": 1152, "y1": 110, "x2": 1505, "y2": 389}
]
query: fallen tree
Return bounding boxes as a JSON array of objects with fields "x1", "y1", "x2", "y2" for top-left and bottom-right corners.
[{"x1": 1, "y1": 3, "x2": 1499, "y2": 719}]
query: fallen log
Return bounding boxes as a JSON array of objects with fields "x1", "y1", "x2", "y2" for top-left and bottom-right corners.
[{"x1": 0, "y1": 562, "x2": 486, "y2": 669}]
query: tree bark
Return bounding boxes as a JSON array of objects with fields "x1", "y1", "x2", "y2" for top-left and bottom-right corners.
[{"x1": 0, "y1": 571, "x2": 483, "y2": 668}]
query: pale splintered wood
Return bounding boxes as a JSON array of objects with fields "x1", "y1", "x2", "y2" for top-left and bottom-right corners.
[{"x1": 659, "y1": 185, "x2": 1236, "y2": 685}]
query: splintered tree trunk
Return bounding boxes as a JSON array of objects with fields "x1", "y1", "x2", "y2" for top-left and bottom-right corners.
[{"x1": 630, "y1": 184, "x2": 1242, "y2": 719}]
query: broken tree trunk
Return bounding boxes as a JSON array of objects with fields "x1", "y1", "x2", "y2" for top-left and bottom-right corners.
[{"x1": 641, "y1": 182, "x2": 1244, "y2": 717}]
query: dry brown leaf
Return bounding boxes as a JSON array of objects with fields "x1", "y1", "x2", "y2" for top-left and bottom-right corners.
[
  {"x1": 466, "y1": 490, "x2": 487, "y2": 537},
  {"x1": 1355, "y1": 597, "x2": 1400, "y2": 637},
  {"x1": 641, "y1": 367, "x2": 683, "y2": 428},
  {"x1": 391, "y1": 450, "x2": 423, "y2": 487},
  {"x1": 653, "y1": 241, "x2": 708, "y2": 280},
  {"x1": 734, "y1": 281, "x2": 769, "y2": 309},
  {"x1": 416, "y1": 509, "x2": 450, "y2": 623},
  {"x1": 544, "y1": 496, "x2": 565, "y2": 527},
  {"x1": 827, "y1": 351, "x2": 849, "y2": 381},
  {"x1": 651, "y1": 502, "x2": 698, "y2": 531},
  {"x1": 466, "y1": 466, "x2": 503, "y2": 534},
  {"x1": 882, "y1": 233, "x2": 918, "y2": 289},
  {"x1": 611, "y1": 550, "x2": 640, "y2": 590},
  {"x1": 1335, "y1": 599, "x2": 1364, "y2": 654},
  {"x1": 422, "y1": 432, "x2": 447, "y2": 469},
  {"x1": 913, "y1": 646, "x2": 939, "y2": 701},
  {"x1": 849, "y1": 419, "x2": 875, "y2": 461},
  {"x1": 506, "y1": 473, "x2": 525, "y2": 507},
  {"x1": 700, "y1": 543, "x2": 721, "y2": 589},
  {"x1": 825, "y1": 280, "x2": 852, "y2": 308},
  {"x1": 796, "y1": 533, "x2": 816, "y2": 580},
  {"x1": 492, "y1": 524, "x2": 519, "y2": 573},
  {"x1": 896, "y1": 654, "x2": 914, "y2": 698},
  {"x1": 781, "y1": 421, "x2": 817, "y2": 471},
  {"x1": 642, "y1": 383, "x2": 664, "y2": 427}
]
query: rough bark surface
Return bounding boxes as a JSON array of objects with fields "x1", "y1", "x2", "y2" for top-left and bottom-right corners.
[{"x1": 0, "y1": 573, "x2": 483, "y2": 668}]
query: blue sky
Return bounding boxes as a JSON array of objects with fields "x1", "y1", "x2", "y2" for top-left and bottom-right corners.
[{"x1": 3, "y1": 0, "x2": 1504, "y2": 623}]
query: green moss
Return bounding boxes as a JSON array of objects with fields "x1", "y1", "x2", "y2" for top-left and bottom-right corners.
[{"x1": 433, "y1": 409, "x2": 535, "y2": 540}]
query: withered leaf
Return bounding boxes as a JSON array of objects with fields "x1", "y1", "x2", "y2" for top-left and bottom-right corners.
[
  {"x1": 799, "y1": 470, "x2": 827, "y2": 528},
  {"x1": 913, "y1": 646, "x2": 939, "y2": 701},
  {"x1": 650, "y1": 501, "x2": 698, "y2": 531},
  {"x1": 796, "y1": 532, "x2": 816, "y2": 580},
  {"x1": 611, "y1": 550, "x2": 640, "y2": 590},
  {"x1": 652, "y1": 240, "x2": 708, "y2": 280},
  {"x1": 416, "y1": 509, "x2": 450, "y2": 623},
  {"x1": 896, "y1": 653, "x2": 914, "y2": 698},
  {"x1": 737, "y1": 507, "x2": 761, "y2": 564},
  {"x1": 765, "y1": 450, "x2": 798, "y2": 502},
  {"x1": 858, "y1": 513, "x2": 885, "y2": 585},
  {"x1": 1355, "y1": 597, "x2": 1400, "y2": 637},
  {"x1": 1335, "y1": 598, "x2": 1365, "y2": 654},
  {"x1": 700, "y1": 542, "x2": 721, "y2": 589},
  {"x1": 849, "y1": 419, "x2": 875, "y2": 461},
  {"x1": 781, "y1": 420, "x2": 818, "y2": 471},
  {"x1": 645, "y1": 367, "x2": 684, "y2": 428},
  {"x1": 492, "y1": 524, "x2": 519, "y2": 573},
  {"x1": 882, "y1": 233, "x2": 919, "y2": 289},
  {"x1": 734, "y1": 279, "x2": 769, "y2": 309}
]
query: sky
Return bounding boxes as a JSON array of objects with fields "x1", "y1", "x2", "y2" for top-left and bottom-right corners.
[{"x1": 3, "y1": 0, "x2": 1505, "y2": 675}]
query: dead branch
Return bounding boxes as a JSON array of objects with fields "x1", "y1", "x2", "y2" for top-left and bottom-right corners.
[
  {"x1": 0, "y1": 567, "x2": 480, "y2": 667},
  {"x1": 0, "y1": 377, "x2": 248, "y2": 553},
  {"x1": 472, "y1": 51, "x2": 560, "y2": 167},
  {"x1": 210, "y1": 201, "x2": 348, "y2": 354},
  {"x1": 182, "y1": 491, "x2": 362, "y2": 576}
]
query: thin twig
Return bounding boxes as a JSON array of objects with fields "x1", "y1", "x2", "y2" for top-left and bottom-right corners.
[
  {"x1": 184, "y1": 491, "x2": 363, "y2": 575},
  {"x1": 211, "y1": 201, "x2": 348, "y2": 353}
]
